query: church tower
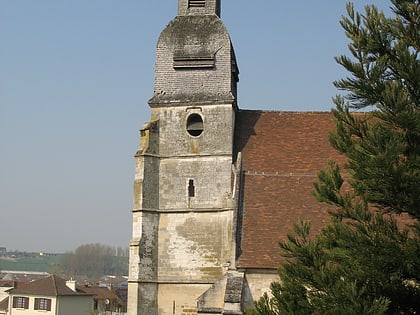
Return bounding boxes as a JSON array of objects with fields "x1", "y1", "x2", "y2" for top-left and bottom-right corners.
[{"x1": 128, "y1": 0, "x2": 240, "y2": 314}]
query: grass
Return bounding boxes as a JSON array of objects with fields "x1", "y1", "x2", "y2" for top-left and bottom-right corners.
[{"x1": 0, "y1": 255, "x2": 62, "y2": 273}]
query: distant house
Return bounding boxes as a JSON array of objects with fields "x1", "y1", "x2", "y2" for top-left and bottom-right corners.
[
  {"x1": 96, "y1": 275, "x2": 128, "y2": 312},
  {"x1": 113, "y1": 286, "x2": 127, "y2": 313},
  {"x1": 79, "y1": 285, "x2": 125, "y2": 314},
  {"x1": 0, "y1": 271, "x2": 50, "y2": 283},
  {"x1": 5, "y1": 275, "x2": 92, "y2": 315},
  {"x1": 0, "y1": 280, "x2": 24, "y2": 314},
  {"x1": 0, "y1": 282, "x2": 14, "y2": 305}
]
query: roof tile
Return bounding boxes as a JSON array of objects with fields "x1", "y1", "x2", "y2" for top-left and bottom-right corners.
[
  {"x1": 235, "y1": 111, "x2": 344, "y2": 269},
  {"x1": 8, "y1": 275, "x2": 90, "y2": 296}
]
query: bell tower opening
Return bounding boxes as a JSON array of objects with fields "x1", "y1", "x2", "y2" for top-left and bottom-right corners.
[
  {"x1": 188, "y1": 0, "x2": 206, "y2": 8},
  {"x1": 178, "y1": 0, "x2": 221, "y2": 17}
]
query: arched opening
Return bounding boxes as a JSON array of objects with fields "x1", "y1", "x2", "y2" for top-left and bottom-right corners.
[{"x1": 186, "y1": 114, "x2": 204, "y2": 137}]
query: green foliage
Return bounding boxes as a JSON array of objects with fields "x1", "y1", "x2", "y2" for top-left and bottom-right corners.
[
  {"x1": 333, "y1": 1, "x2": 420, "y2": 218},
  {"x1": 251, "y1": 1, "x2": 420, "y2": 314},
  {"x1": 251, "y1": 215, "x2": 420, "y2": 314},
  {"x1": 60, "y1": 243, "x2": 129, "y2": 279},
  {"x1": 0, "y1": 244, "x2": 129, "y2": 280}
]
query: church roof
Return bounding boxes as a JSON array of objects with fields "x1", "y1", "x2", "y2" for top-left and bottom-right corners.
[{"x1": 234, "y1": 110, "x2": 346, "y2": 269}]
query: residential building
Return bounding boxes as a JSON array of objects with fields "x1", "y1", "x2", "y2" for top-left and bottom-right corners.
[
  {"x1": 79, "y1": 284, "x2": 125, "y2": 314},
  {"x1": 6, "y1": 275, "x2": 92, "y2": 315}
]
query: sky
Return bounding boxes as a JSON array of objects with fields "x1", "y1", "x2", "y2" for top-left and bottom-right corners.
[{"x1": 0, "y1": 0, "x2": 391, "y2": 253}]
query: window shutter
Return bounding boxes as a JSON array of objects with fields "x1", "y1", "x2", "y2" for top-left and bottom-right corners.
[
  {"x1": 188, "y1": 0, "x2": 206, "y2": 7},
  {"x1": 24, "y1": 297, "x2": 29, "y2": 309},
  {"x1": 12, "y1": 296, "x2": 29, "y2": 309},
  {"x1": 34, "y1": 298, "x2": 39, "y2": 310},
  {"x1": 34, "y1": 298, "x2": 52, "y2": 311}
]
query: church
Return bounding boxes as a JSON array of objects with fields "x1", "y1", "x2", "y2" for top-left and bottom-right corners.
[{"x1": 127, "y1": 1, "x2": 342, "y2": 314}]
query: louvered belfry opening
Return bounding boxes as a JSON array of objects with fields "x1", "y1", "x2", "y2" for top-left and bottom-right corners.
[
  {"x1": 188, "y1": 0, "x2": 206, "y2": 7},
  {"x1": 178, "y1": 0, "x2": 220, "y2": 17}
]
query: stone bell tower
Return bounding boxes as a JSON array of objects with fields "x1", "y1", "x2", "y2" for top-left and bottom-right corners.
[{"x1": 127, "y1": 0, "x2": 240, "y2": 314}]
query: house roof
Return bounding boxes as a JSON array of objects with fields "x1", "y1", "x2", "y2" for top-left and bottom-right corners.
[
  {"x1": 234, "y1": 110, "x2": 345, "y2": 269},
  {"x1": 0, "y1": 280, "x2": 17, "y2": 288},
  {"x1": 7, "y1": 275, "x2": 90, "y2": 297}
]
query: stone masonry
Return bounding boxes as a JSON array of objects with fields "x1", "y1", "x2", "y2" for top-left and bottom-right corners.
[{"x1": 128, "y1": 1, "x2": 240, "y2": 314}]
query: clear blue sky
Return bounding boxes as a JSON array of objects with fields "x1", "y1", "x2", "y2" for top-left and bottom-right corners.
[{"x1": 0, "y1": 0, "x2": 390, "y2": 253}]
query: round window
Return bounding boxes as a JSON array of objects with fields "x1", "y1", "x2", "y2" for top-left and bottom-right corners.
[{"x1": 186, "y1": 114, "x2": 204, "y2": 137}]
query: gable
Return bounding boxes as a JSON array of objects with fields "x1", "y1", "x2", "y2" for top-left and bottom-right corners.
[{"x1": 234, "y1": 110, "x2": 345, "y2": 269}]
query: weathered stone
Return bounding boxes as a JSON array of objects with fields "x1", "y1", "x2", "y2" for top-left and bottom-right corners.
[{"x1": 128, "y1": 1, "x2": 238, "y2": 314}]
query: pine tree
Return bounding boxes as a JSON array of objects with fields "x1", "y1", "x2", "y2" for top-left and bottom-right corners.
[
  {"x1": 248, "y1": 1, "x2": 420, "y2": 314},
  {"x1": 331, "y1": 0, "x2": 420, "y2": 219}
]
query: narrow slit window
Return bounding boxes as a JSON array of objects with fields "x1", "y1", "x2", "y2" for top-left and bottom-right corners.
[
  {"x1": 188, "y1": 0, "x2": 206, "y2": 8},
  {"x1": 188, "y1": 180, "x2": 195, "y2": 197}
]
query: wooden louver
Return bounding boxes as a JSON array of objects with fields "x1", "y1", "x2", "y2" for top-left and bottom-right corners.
[{"x1": 189, "y1": 0, "x2": 206, "y2": 7}]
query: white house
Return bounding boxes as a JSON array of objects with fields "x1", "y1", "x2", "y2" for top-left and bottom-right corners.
[{"x1": 5, "y1": 275, "x2": 92, "y2": 315}]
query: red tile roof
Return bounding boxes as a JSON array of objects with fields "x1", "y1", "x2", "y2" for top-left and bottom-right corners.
[
  {"x1": 234, "y1": 111, "x2": 345, "y2": 269},
  {"x1": 7, "y1": 275, "x2": 90, "y2": 297}
]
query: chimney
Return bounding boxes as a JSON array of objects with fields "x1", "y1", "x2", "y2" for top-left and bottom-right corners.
[{"x1": 66, "y1": 279, "x2": 76, "y2": 292}]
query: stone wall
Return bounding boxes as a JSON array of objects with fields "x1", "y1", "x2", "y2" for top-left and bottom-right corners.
[
  {"x1": 151, "y1": 105, "x2": 235, "y2": 157},
  {"x1": 158, "y1": 211, "x2": 232, "y2": 282},
  {"x1": 244, "y1": 271, "x2": 280, "y2": 307},
  {"x1": 128, "y1": 1, "x2": 239, "y2": 313}
]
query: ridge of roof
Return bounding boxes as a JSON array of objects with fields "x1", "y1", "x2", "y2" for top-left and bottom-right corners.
[
  {"x1": 52, "y1": 274, "x2": 58, "y2": 295},
  {"x1": 7, "y1": 275, "x2": 90, "y2": 297},
  {"x1": 237, "y1": 109, "x2": 333, "y2": 114}
]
